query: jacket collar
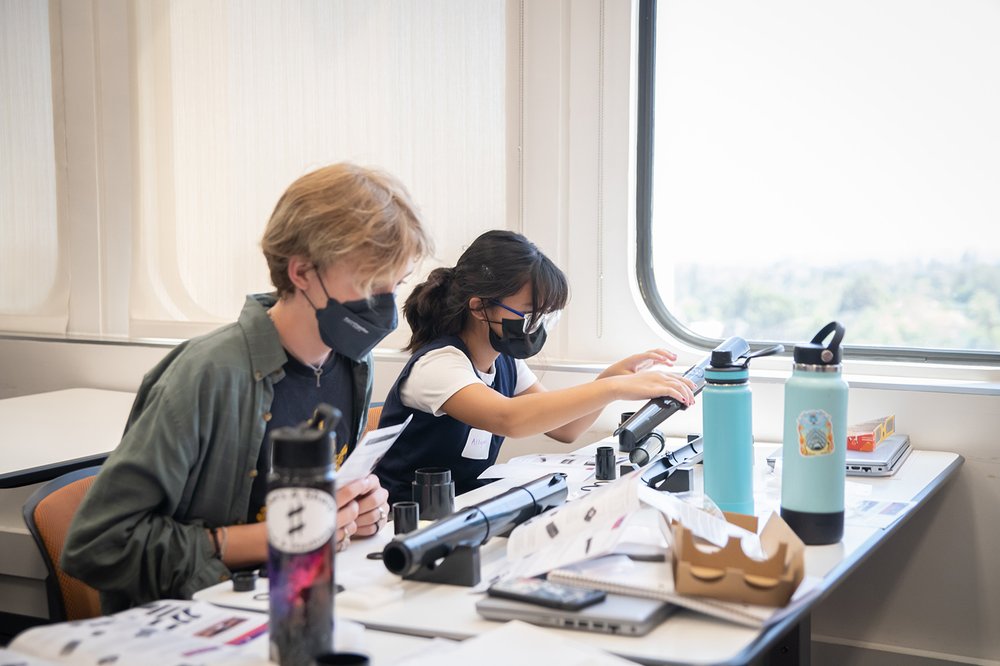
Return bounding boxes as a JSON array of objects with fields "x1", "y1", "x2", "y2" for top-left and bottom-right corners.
[{"x1": 239, "y1": 293, "x2": 287, "y2": 381}]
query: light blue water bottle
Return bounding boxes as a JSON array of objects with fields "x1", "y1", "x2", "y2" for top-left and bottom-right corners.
[
  {"x1": 703, "y1": 344, "x2": 782, "y2": 516},
  {"x1": 780, "y1": 322, "x2": 848, "y2": 545}
]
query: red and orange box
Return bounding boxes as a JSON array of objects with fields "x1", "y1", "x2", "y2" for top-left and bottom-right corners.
[{"x1": 846, "y1": 415, "x2": 895, "y2": 452}]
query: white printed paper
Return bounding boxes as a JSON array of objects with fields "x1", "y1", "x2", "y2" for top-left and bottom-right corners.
[
  {"x1": 337, "y1": 415, "x2": 413, "y2": 483},
  {"x1": 6, "y1": 600, "x2": 267, "y2": 666},
  {"x1": 499, "y1": 471, "x2": 662, "y2": 580},
  {"x1": 845, "y1": 498, "x2": 915, "y2": 529},
  {"x1": 638, "y1": 486, "x2": 767, "y2": 560}
]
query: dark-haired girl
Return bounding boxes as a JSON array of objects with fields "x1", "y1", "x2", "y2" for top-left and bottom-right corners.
[{"x1": 373, "y1": 230, "x2": 697, "y2": 504}]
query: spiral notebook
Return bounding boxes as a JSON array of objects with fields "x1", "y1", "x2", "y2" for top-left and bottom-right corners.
[{"x1": 548, "y1": 555, "x2": 816, "y2": 628}]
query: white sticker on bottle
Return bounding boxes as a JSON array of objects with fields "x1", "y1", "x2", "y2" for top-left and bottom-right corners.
[
  {"x1": 266, "y1": 487, "x2": 338, "y2": 553},
  {"x1": 461, "y1": 428, "x2": 493, "y2": 460},
  {"x1": 796, "y1": 409, "x2": 835, "y2": 456}
]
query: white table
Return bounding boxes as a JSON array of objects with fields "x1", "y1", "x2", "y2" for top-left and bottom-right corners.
[
  {"x1": 0, "y1": 388, "x2": 136, "y2": 488},
  {"x1": 197, "y1": 442, "x2": 962, "y2": 665},
  {"x1": 0, "y1": 388, "x2": 135, "y2": 618}
]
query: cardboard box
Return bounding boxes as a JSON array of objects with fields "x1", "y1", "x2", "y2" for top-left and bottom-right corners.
[
  {"x1": 671, "y1": 512, "x2": 805, "y2": 607},
  {"x1": 847, "y1": 414, "x2": 895, "y2": 452}
]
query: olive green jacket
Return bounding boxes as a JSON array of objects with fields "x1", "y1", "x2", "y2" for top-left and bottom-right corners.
[{"x1": 62, "y1": 294, "x2": 372, "y2": 613}]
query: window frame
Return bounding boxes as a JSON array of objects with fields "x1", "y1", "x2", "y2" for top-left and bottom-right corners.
[{"x1": 634, "y1": 0, "x2": 1000, "y2": 366}]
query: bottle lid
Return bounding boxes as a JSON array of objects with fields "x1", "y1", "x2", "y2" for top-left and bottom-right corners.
[
  {"x1": 270, "y1": 426, "x2": 334, "y2": 469},
  {"x1": 270, "y1": 403, "x2": 341, "y2": 469},
  {"x1": 710, "y1": 349, "x2": 736, "y2": 368},
  {"x1": 793, "y1": 322, "x2": 845, "y2": 366}
]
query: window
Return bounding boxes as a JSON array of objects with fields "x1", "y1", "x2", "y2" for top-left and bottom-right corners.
[
  {"x1": 0, "y1": 1, "x2": 67, "y2": 334},
  {"x1": 636, "y1": 0, "x2": 1000, "y2": 363},
  {"x1": 129, "y1": 1, "x2": 507, "y2": 341}
]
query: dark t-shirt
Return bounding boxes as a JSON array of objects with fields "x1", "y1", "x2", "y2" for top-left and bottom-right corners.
[{"x1": 247, "y1": 350, "x2": 354, "y2": 523}]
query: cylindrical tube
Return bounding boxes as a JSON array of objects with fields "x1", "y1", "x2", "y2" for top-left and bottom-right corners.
[
  {"x1": 628, "y1": 432, "x2": 665, "y2": 467},
  {"x1": 412, "y1": 467, "x2": 455, "y2": 520},
  {"x1": 595, "y1": 446, "x2": 616, "y2": 480},
  {"x1": 392, "y1": 501, "x2": 420, "y2": 535},
  {"x1": 383, "y1": 473, "x2": 568, "y2": 578},
  {"x1": 702, "y1": 358, "x2": 754, "y2": 515},
  {"x1": 267, "y1": 406, "x2": 341, "y2": 666}
]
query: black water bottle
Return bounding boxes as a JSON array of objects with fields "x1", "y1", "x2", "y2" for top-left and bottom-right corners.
[{"x1": 267, "y1": 404, "x2": 340, "y2": 666}]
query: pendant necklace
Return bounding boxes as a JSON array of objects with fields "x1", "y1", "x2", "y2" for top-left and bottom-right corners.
[{"x1": 306, "y1": 352, "x2": 332, "y2": 388}]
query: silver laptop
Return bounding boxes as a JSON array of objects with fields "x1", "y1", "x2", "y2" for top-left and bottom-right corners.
[
  {"x1": 766, "y1": 434, "x2": 911, "y2": 477},
  {"x1": 476, "y1": 593, "x2": 675, "y2": 636}
]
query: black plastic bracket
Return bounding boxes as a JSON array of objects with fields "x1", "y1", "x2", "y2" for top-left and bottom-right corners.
[{"x1": 402, "y1": 545, "x2": 482, "y2": 587}]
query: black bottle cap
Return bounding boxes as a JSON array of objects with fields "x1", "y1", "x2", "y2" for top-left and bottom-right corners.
[
  {"x1": 231, "y1": 570, "x2": 257, "y2": 592},
  {"x1": 710, "y1": 349, "x2": 735, "y2": 368},
  {"x1": 793, "y1": 322, "x2": 846, "y2": 366},
  {"x1": 270, "y1": 426, "x2": 334, "y2": 469},
  {"x1": 270, "y1": 404, "x2": 342, "y2": 469}
]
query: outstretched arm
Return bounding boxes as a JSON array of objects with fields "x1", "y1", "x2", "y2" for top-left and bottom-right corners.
[
  {"x1": 542, "y1": 348, "x2": 685, "y2": 442},
  {"x1": 440, "y1": 354, "x2": 696, "y2": 441}
]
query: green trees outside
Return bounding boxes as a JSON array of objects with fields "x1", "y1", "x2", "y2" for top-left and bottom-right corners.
[{"x1": 670, "y1": 257, "x2": 1000, "y2": 350}]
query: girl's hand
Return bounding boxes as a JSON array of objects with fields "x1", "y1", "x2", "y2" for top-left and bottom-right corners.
[
  {"x1": 607, "y1": 370, "x2": 697, "y2": 404},
  {"x1": 600, "y1": 348, "x2": 678, "y2": 378}
]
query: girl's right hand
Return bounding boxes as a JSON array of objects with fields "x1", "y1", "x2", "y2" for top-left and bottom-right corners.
[{"x1": 608, "y1": 370, "x2": 697, "y2": 405}]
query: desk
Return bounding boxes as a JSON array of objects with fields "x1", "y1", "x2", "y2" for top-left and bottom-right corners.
[
  {"x1": 0, "y1": 388, "x2": 135, "y2": 618},
  {"x1": 197, "y1": 443, "x2": 962, "y2": 665},
  {"x1": 0, "y1": 388, "x2": 136, "y2": 488}
]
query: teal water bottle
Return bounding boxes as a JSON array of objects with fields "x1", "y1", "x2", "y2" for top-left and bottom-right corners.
[
  {"x1": 703, "y1": 344, "x2": 783, "y2": 516},
  {"x1": 780, "y1": 322, "x2": 848, "y2": 545}
]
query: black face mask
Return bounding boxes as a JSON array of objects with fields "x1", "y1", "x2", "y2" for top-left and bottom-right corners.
[
  {"x1": 488, "y1": 317, "x2": 548, "y2": 359},
  {"x1": 309, "y1": 277, "x2": 398, "y2": 362}
]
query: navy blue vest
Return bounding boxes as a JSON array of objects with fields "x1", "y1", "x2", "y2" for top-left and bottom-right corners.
[{"x1": 374, "y1": 336, "x2": 519, "y2": 506}]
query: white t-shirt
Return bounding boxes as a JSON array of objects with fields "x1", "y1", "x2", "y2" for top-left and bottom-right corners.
[{"x1": 399, "y1": 346, "x2": 539, "y2": 417}]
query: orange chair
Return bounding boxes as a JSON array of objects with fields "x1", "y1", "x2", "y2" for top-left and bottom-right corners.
[
  {"x1": 22, "y1": 466, "x2": 102, "y2": 621},
  {"x1": 363, "y1": 402, "x2": 384, "y2": 437}
]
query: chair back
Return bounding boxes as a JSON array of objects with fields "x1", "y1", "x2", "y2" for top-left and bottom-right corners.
[
  {"x1": 363, "y1": 402, "x2": 384, "y2": 437},
  {"x1": 22, "y1": 466, "x2": 102, "y2": 621}
]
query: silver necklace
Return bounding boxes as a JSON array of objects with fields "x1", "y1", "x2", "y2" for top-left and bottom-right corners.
[{"x1": 305, "y1": 352, "x2": 332, "y2": 388}]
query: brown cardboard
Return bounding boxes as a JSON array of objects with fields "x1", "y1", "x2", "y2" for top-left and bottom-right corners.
[{"x1": 671, "y1": 512, "x2": 805, "y2": 607}]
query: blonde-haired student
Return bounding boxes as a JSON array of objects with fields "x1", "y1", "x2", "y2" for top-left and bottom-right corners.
[{"x1": 64, "y1": 163, "x2": 432, "y2": 612}]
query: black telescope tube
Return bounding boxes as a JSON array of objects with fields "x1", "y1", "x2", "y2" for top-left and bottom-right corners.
[
  {"x1": 382, "y1": 473, "x2": 568, "y2": 578},
  {"x1": 615, "y1": 336, "x2": 750, "y2": 450}
]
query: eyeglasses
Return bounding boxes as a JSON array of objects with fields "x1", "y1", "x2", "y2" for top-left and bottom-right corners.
[{"x1": 488, "y1": 299, "x2": 561, "y2": 334}]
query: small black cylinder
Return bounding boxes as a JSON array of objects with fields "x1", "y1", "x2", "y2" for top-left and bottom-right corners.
[
  {"x1": 313, "y1": 653, "x2": 370, "y2": 666},
  {"x1": 595, "y1": 446, "x2": 616, "y2": 481},
  {"x1": 412, "y1": 467, "x2": 455, "y2": 520},
  {"x1": 392, "y1": 501, "x2": 420, "y2": 534},
  {"x1": 232, "y1": 570, "x2": 257, "y2": 592}
]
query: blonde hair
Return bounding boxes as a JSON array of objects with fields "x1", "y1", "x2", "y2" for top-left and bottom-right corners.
[{"x1": 261, "y1": 163, "x2": 433, "y2": 298}]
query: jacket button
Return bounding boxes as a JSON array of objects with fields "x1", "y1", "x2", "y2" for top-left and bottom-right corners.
[
  {"x1": 249, "y1": 469, "x2": 258, "y2": 478},
  {"x1": 263, "y1": 412, "x2": 272, "y2": 422}
]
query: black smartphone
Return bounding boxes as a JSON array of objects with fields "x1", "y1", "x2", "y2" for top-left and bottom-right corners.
[{"x1": 487, "y1": 577, "x2": 607, "y2": 611}]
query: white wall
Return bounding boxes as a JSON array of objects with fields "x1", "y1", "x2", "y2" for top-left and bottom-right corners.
[{"x1": 1, "y1": 0, "x2": 998, "y2": 662}]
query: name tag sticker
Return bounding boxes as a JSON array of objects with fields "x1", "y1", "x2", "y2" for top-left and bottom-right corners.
[{"x1": 461, "y1": 428, "x2": 492, "y2": 460}]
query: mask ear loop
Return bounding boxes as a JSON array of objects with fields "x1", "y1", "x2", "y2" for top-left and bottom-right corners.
[{"x1": 300, "y1": 265, "x2": 331, "y2": 311}]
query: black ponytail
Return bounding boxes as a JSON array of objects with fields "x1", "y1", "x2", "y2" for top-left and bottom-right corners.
[{"x1": 404, "y1": 230, "x2": 569, "y2": 351}]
